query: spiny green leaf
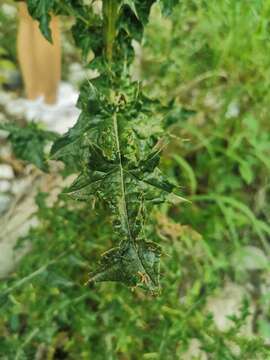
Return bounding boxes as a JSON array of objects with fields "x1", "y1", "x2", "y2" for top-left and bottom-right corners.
[
  {"x1": 88, "y1": 240, "x2": 162, "y2": 292},
  {"x1": 53, "y1": 78, "x2": 181, "y2": 290}
]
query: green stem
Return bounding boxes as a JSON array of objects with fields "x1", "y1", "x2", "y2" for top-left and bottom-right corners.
[{"x1": 103, "y1": 0, "x2": 120, "y2": 63}]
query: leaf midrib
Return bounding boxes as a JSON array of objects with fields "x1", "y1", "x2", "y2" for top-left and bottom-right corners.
[
  {"x1": 112, "y1": 110, "x2": 158, "y2": 288},
  {"x1": 112, "y1": 111, "x2": 134, "y2": 243}
]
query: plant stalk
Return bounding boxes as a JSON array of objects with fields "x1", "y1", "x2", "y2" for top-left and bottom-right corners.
[{"x1": 102, "y1": 0, "x2": 120, "y2": 63}]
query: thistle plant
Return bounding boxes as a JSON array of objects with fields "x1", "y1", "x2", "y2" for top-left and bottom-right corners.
[{"x1": 17, "y1": 0, "x2": 181, "y2": 292}]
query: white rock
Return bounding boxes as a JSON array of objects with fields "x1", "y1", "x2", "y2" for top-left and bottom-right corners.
[
  {"x1": 0, "y1": 180, "x2": 11, "y2": 192},
  {"x1": 205, "y1": 282, "x2": 254, "y2": 333},
  {"x1": 0, "y1": 216, "x2": 37, "y2": 277},
  {"x1": 232, "y1": 246, "x2": 268, "y2": 271},
  {"x1": 5, "y1": 98, "x2": 28, "y2": 117},
  {"x1": 11, "y1": 178, "x2": 30, "y2": 195},
  {"x1": 225, "y1": 101, "x2": 240, "y2": 118},
  {"x1": 0, "y1": 144, "x2": 12, "y2": 158},
  {"x1": 204, "y1": 92, "x2": 221, "y2": 110},
  {"x1": 0, "y1": 194, "x2": 11, "y2": 214},
  {"x1": 1, "y1": 4, "x2": 17, "y2": 18},
  {"x1": 92, "y1": 0, "x2": 102, "y2": 15},
  {"x1": 0, "y1": 164, "x2": 14, "y2": 180},
  {"x1": 0, "y1": 91, "x2": 13, "y2": 106},
  {"x1": 68, "y1": 63, "x2": 97, "y2": 86},
  {"x1": 182, "y1": 338, "x2": 207, "y2": 360},
  {"x1": 68, "y1": 62, "x2": 85, "y2": 85}
]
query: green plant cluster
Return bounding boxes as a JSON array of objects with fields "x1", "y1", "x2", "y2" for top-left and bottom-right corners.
[
  {"x1": 0, "y1": 196, "x2": 268, "y2": 359},
  {"x1": 0, "y1": 3, "x2": 17, "y2": 85},
  {"x1": 1, "y1": 0, "x2": 270, "y2": 358},
  {"x1": 142, "y1": 1, "x2": 270, "y2": 260}
]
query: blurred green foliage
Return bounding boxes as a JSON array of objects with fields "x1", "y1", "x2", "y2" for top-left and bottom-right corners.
[
  {"x1": 0, "y1": 122, "x2": 58, "y2": 171},
  {"x1": 0, "y1": 196, "x2": 268, "y2": 359},
  {"x1": 1, "y1": 0, "x2": 270, "y2": 358},
  {"x1": 0, "y1": 3, "x2": 17, "y2": 84}
]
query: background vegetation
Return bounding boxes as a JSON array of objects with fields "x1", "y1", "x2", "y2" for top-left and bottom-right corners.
[{"x1": 1, "y1": 1, "x2": 270, "y2": 358}]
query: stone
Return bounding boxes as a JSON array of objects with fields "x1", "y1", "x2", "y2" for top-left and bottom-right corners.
[
  {"x1": 205, "y1": 282, "x2": 254, "y2": 334},
  {"x1": 11, "y1": 178, "x2": 29, "y2": 195},
  {"x1": 0, "y1": 91, "x2": 12, "y2": 107},
  {"x1": 0, "y1": 164, "x2": 14, "y2": 180},
  {"x1": 225, "y1": 100, "x2": 240, "y2": 119},
  {"x1": 232, "y1": 246, "x2": 268, "y2": 271},
  {"x1": 182, "y1": 339, "x2": 207, "y2": 360},
  {"x1": 0, "y1": 144, "x2": 12, "y2": 158},
  {"x1": 0, "y1": 194, "x2": 11, "y2": 214},
  {"x1": 1, "y1": 4, "x2": 17, "y2": 18},
  {"x1": 0, "y1": 180, "x2": 11, "y2": 192}
]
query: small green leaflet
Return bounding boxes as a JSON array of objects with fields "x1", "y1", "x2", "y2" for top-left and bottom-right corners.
[
  {"x1": 0, "y1": 122, "x2": 58, "y2": 172},
  {"x1": 26, "y1": 0, "x2": 56, "y2": 42}
]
